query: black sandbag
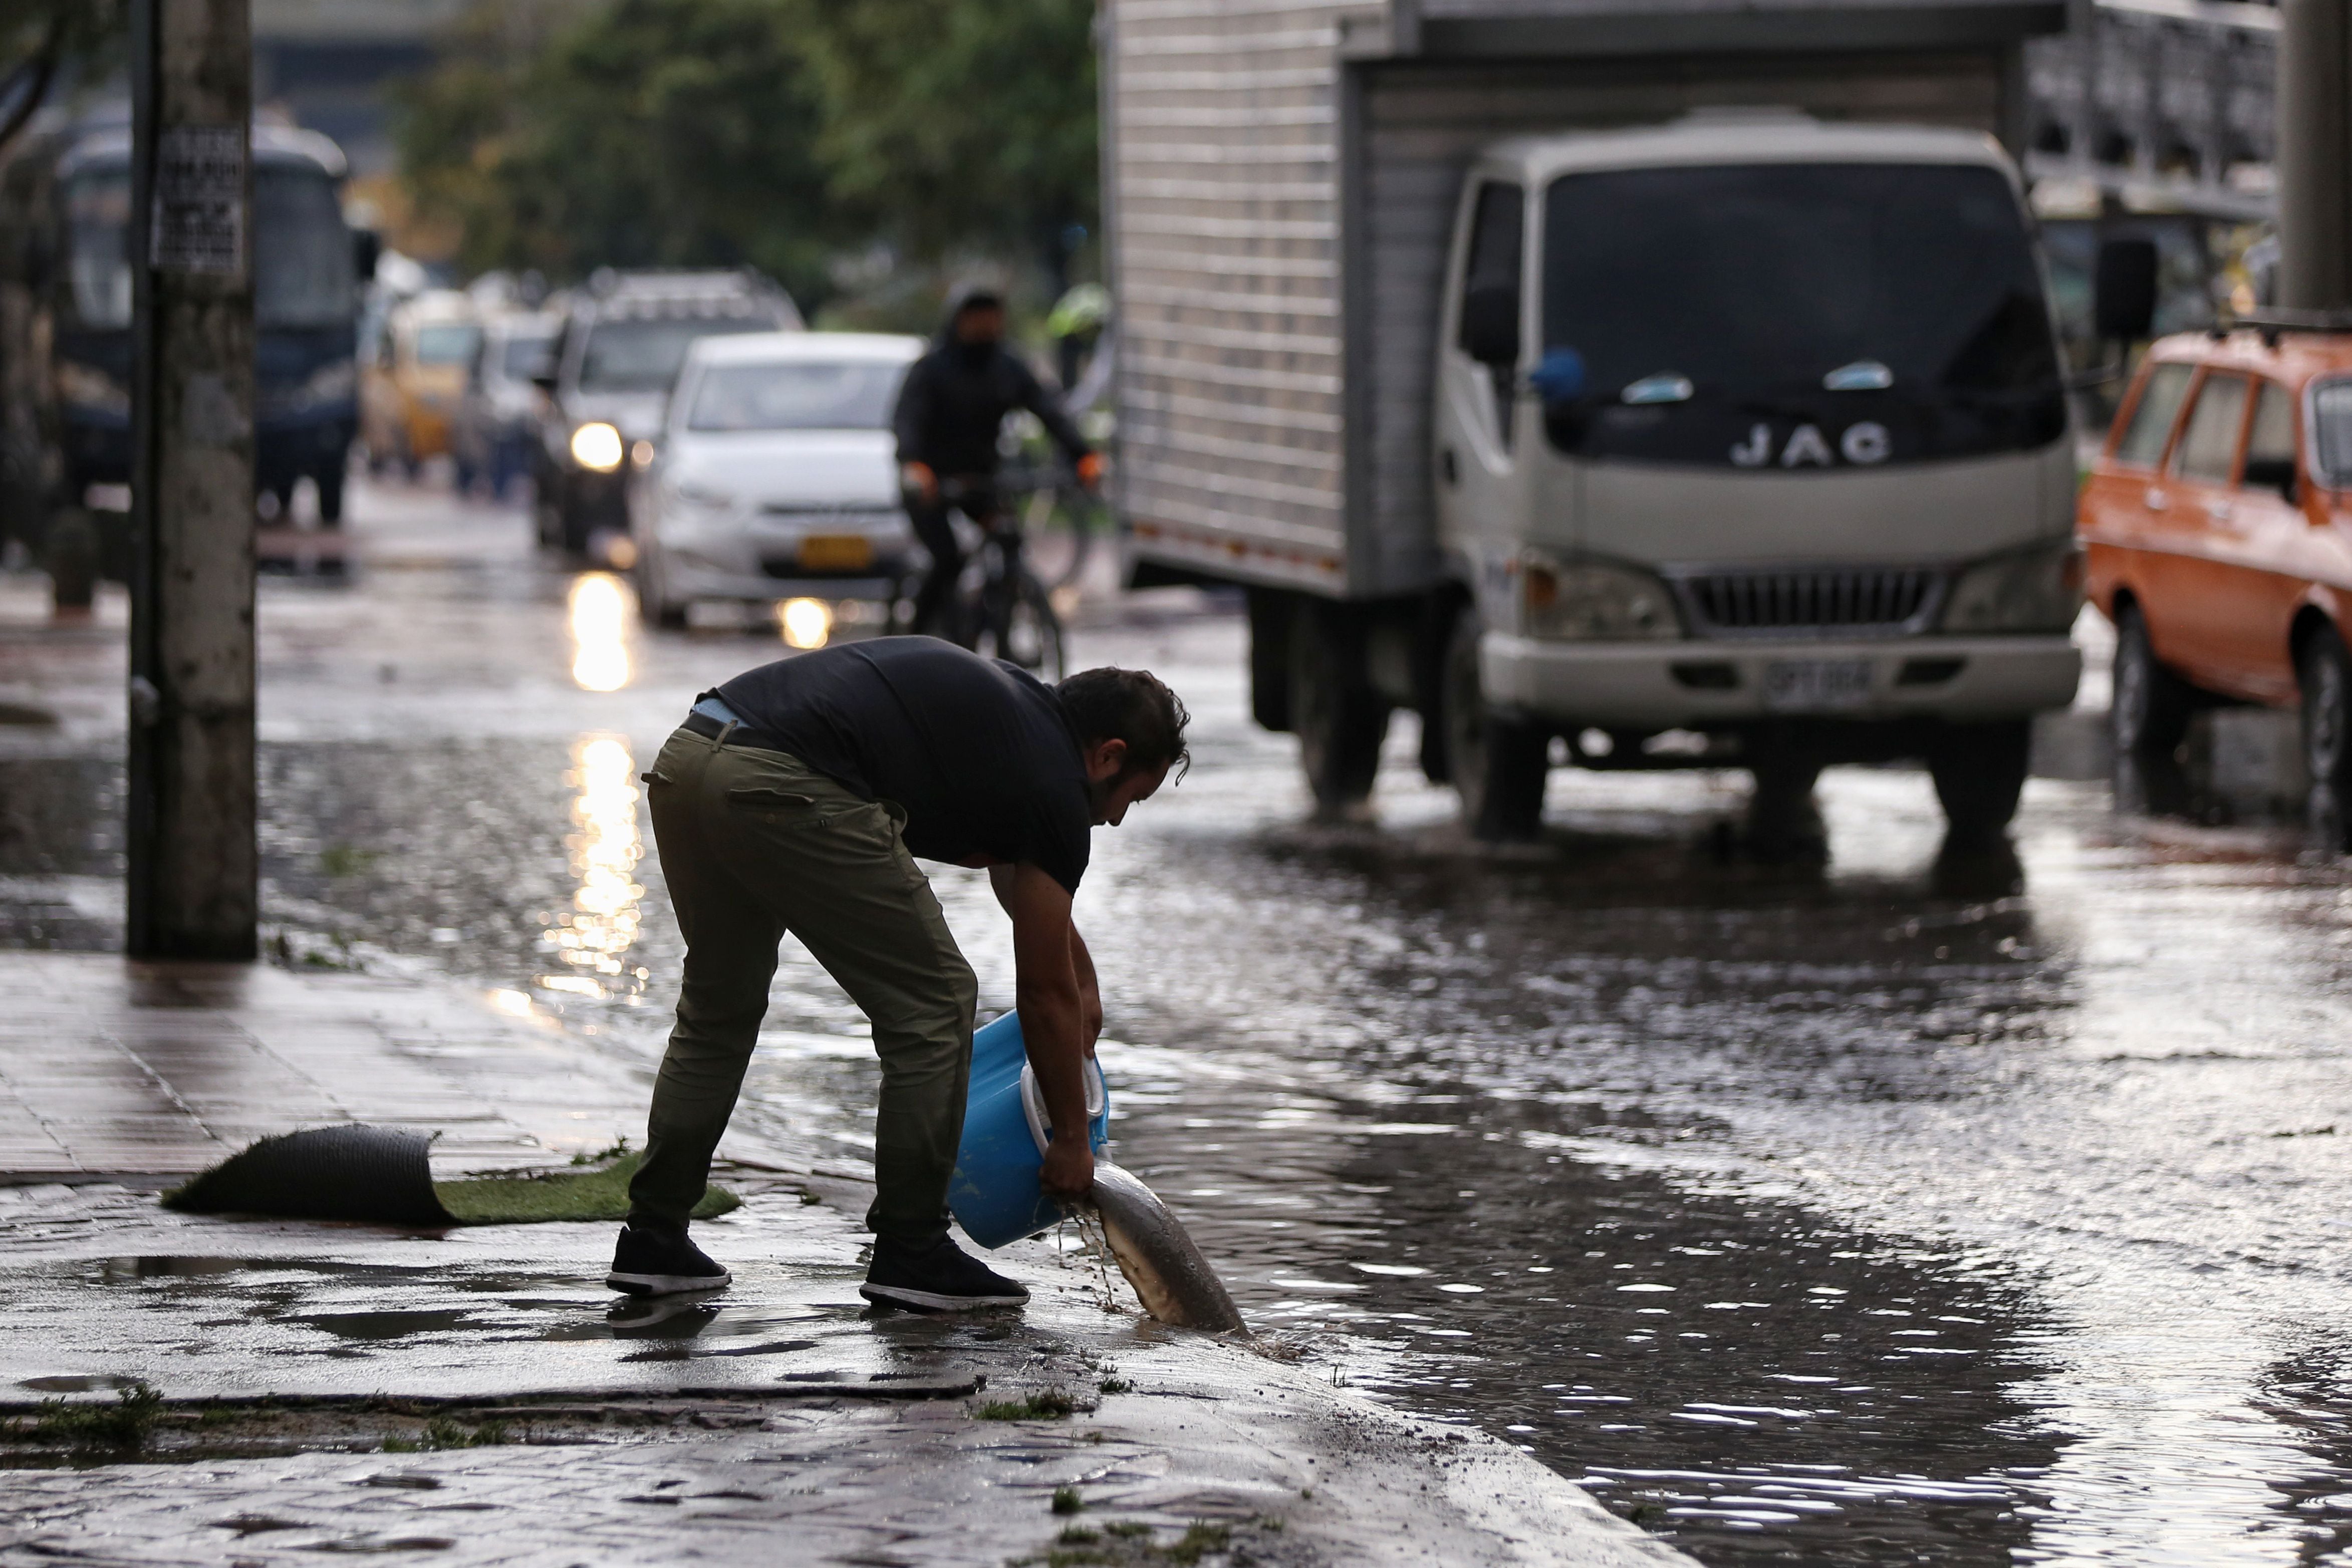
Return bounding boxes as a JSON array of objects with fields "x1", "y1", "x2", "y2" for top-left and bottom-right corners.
[{"x1": 163, "y1": 1124, "x2": 455, "y2": 1226}]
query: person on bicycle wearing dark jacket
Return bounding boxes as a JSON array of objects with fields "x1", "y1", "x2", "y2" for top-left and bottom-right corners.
[{"x1": 893, "y1": 289, "x2": 1103, "y2": 637}]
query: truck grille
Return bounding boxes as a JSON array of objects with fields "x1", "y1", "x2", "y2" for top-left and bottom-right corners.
[{"x1": 1675, "y1": 568, "x2": 1942, "y2": 637}]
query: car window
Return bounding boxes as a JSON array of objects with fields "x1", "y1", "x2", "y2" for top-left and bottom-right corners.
[
  {"x1": 2315, "y1": 381, "x2": 2352, "y2": 488},
  {"x1": 2242, "y1": 381, "x2": 2297, "y2": 493},
  {"x1": 686, "y1": 360, "x2": 905, "y2": 431},
  {"x1": 2114, "y1": 361, "x2": 2194, "y2": 466},
  {"x1": 2171, "y1": 372, "x2": 2248, "y2": 483},
  {"x1": 413, "y1": 323, "x2": 481, "y2": 367}
]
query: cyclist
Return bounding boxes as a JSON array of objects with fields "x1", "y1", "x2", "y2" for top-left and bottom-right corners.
[{"x1": 892, "y1": 289, "x2": 1103, "y2": 638}]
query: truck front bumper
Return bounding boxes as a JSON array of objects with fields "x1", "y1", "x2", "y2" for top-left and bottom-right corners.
[{"x1": 1481, "y1": 632, "x2": 2081, "y2": 729}]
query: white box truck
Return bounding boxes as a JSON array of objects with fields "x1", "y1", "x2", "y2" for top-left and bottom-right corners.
[{"x1": 1104, "y1": 0, "x2": 2085, "y2": 844}]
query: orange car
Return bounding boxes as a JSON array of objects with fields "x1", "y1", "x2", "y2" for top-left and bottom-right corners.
[{"x1": 2078, "y1": 324, "x2": 2352, "y2": 831}]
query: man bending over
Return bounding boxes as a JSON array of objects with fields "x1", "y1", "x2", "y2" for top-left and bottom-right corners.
[{"x1": 608, "y1": 637, "x2": 1188, "y2": 1310}]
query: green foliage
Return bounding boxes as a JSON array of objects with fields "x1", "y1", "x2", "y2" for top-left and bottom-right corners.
[
  {"x1": 1052, "y1": 1485, "x2": 1083, "y2": 1514},
  {"x1": 974, "y1": 1389, "x2": 1082, "y2": 1421},
  {"x1": 26, "y1": 1382, "x2": 160, "y2": 1450},
  {"x1": 384, "y1": 1416, "x2": 509, "y2": 1452},
  {"x1": 793, "y1": 0, "x2": 1098, "y2": 262},
  {"x1": 433, "y1": 1150, "x2": 734, "y2": 1224},
  {"x1": 394, "y1": 0, "x2": 836, "y2": 301},
  {"x1": 394, "y1": 0, "x2": 1100, "y2": 297}
]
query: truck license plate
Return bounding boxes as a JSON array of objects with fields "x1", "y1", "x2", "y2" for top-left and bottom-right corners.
[
  {"x1": 798, "y1": 535, "x2": 873, "y2": 571},
  {"x1": 1762, "y1": 658, "x2": 1873, "y2": 712}
]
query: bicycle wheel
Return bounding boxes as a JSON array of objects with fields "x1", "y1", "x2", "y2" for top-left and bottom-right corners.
[
  {"x1": 1019, "y1": 481, "x2": 1099, "y2": 593},
  {"x1": 969, "y1": 570, "x2": 1066, "y2": 682}
]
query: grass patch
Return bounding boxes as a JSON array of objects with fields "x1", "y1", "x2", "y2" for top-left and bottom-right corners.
[
  {"x1": 1025, "y1": 1519, "x2": 1237, "y2": 1568},
  {"x1": 382, "y1": 1417, "x2": 509, "y2": 1453},
  {"x1": 1167, "y1": 1524, "x2": 1229, "y2": 1565},
  {"x1": 974, "y1": 1390, "x2": 1083, "y2": 1422},
  {"x1": 433, "y1": 1152, "x2": 734, "y2": 1225},
  {"x1": 1052, "y1": 1485, "x2": 1083, "y2": 1514},
  {"x1": 1097, "y1": 1378, "x2": 1131, "y2": 1395},
  {"x1": 318, "y1": 844, "x2": 382, "y2": 878},
  {"x1": 20, "y1": 1383, "x2": 161, "y2": 1450}
]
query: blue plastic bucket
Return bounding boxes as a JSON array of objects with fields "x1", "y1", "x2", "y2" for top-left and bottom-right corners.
[{"x1": 948, "y1": 1011, "x2": 1109, "y2": 1249}]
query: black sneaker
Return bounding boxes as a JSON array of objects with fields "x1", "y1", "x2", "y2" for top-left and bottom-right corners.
[
  {"x1": 606, "y1": 1222, "x2": 731, "y2": 1296},
  {"x1": 860, "y1": 1235, "x2": 1029, "y2": 1312}
]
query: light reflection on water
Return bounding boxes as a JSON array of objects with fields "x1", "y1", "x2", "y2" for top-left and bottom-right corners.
[
  {"x1": 568, "y1": 573, "x2": 633, "y2": 692},
  {"x1": 539, "y1": 732, "x2": 645, "y2": 1002}
]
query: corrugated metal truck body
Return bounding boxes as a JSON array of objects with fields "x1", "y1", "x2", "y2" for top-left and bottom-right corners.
[{"x1": 1105, "y1": 0, "x2": 2080, "y2": 842}]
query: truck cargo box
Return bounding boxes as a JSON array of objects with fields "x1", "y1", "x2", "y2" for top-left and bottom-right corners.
[{"x1": 1104, "y1": 0, "x2": 2065, "y2": 600}]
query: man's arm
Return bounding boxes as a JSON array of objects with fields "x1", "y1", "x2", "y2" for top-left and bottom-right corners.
[
  {"x1": 1010, "y1": 356, "x2": 1093, "y2": 466},
  {"x1": 1070, "y1": 924, "x2": 1103, "y2": 1055},
  {"x1": 991, "y1": 863, "x2": 1094, "y2": 1197}
]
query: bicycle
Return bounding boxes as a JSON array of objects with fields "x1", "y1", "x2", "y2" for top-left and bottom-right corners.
[{"x1": 921, "y1": 468, "x2": 1094, "y2": 683}]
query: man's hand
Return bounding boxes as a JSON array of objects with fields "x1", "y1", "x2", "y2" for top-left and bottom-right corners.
[
  {"x1": 1075, "y1": 452, "x2": 1105, "y2": 492},
  {"x1": 1039, "y1": 1135, "x2": 1096, "y2": 1199},
  {"x1": 901, "y1": 460, "x2": 939, "y2": 503}
]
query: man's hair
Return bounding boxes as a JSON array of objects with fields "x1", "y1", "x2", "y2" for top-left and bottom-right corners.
[{"x1": 1057, "y1": 667, "x2": 1190, "y2": 782}]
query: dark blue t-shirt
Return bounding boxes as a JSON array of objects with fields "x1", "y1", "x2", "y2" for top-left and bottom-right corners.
[{"x1": 715, "y1": 638, "x2": 1092, "y2": 892}]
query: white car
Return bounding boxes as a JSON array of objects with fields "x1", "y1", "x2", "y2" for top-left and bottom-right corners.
[{"x1": 630, "y1": 332, "x2": 923, "y2": 630}]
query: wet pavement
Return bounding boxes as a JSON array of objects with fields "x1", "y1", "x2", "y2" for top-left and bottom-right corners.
[{"x1": 5, "y1": 477, "x2": 2352, "y2": 1563}]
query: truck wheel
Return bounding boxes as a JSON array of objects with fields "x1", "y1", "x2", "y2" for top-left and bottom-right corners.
[
  {"x1": 1928, "y1": 720, "x2": 2032, "y2": 843},
  {"x1": 2300, "y1": 623, "x2": 2352, "y2": 853},
  {"x1": 1290, "y1": 600, "x2": 1388, "y2": 819},
  {"x1": 2112, "y1": 603, "x2": 2192, "y2": 758},
  {"x1": 1443, "y1": 615, "x2": 1547, "y2": 841}
]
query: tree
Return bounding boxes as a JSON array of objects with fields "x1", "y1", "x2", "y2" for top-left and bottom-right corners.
[
  {"x1": 793, "y1": 0, "x2": 1099, "y2": 277},
  {"x1": 394, "y1": 0, "x2": 838, "y2": 303},
  {"x1": 394, "y1": 0, "x2": 1103, "y2": 299},
  {"x1": 0, "y1": 1, "x2": 126, "y2": 156}
]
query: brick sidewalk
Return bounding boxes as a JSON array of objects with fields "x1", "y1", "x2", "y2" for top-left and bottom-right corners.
[{"x1": 0, "y1": 952, "x2": 671, "y2": 1181}]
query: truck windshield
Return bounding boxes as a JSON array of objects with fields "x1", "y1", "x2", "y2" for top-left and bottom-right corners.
[
  {"x1": 64, "y1": 163, "x2": 354, "y2": 331},
  {"x1": 1541, "y1": 162, "x2": 2064, "y2": 468},
  {"x1": 686, "y1": 361, "x2": 903, "y2": 431},
  {"x1": 578, "y1": 318, "x2": 774, "y2": 393}
]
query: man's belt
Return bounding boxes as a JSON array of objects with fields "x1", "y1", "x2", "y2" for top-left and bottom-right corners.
[{"x1": 681, "y1": 703, "x2": 791, "y2": 754}]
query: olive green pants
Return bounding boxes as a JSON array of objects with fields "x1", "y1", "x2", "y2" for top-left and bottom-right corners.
[{"x1": 626, "y1": 724, "x2": 977, "y2": 1243}]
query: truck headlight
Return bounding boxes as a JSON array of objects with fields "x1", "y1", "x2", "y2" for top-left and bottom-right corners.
[
  {"x1": 1940, "y1": 541, "x2": 2083, "y2": 634},
  {"x1": 55, "y1": 360, "x2": 129, "y2": 416},
  {"x1": 570, "y1": 422, "x2": 625, "y2": 473},
  {"x1": 1521, "y1": 553, "x2": 1681, "y2": 641}
]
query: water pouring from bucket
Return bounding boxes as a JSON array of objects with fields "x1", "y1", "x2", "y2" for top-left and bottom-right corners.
[{"x1": 949, "y1": 1013, "x2": 1249, "y2": 1336}]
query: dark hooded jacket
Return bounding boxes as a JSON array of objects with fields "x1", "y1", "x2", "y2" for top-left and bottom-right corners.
[{"x1": 891, "y1": 306, "x2": 1090, "y2": 477}]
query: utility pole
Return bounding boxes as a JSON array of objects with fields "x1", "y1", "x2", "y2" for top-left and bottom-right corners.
[
  {"x1": 2278, "y1": 0, "x2": 2352, "y2": 311},
  {"x1": 125, "y1": 0, "x2": 258, "y2": 961}
]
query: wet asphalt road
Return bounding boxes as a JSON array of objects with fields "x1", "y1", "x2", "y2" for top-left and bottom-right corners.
[{"x1": 5, "y1": 479, "x2": 2352, "y2": 1564}]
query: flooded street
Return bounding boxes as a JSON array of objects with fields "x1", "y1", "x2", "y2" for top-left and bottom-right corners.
[{"x1": 7, "y1": 482, "x2": 2352, "y2": 1564}]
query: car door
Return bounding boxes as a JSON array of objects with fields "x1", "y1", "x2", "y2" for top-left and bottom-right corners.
[
  {"x1": 2082, "y1": 359, "x2": 2195, "y2": 620},
  {"x1": 2197, "y1": 378, "x2": 2309, "y2": 701},
  {"x1": 2153, "y1": 369, "x2": 2251, "y2": 692},
  {"x1": 1433, "y1": 179, "x2": 1526, "y2": 598}
]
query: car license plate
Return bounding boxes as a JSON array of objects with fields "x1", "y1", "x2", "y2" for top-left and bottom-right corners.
[
  {"x1": 798, "y1": 534, "x2": 873, "y2": 572},
  {"x1": 1762, "y1": 658, "x2": 1873, "y2": 712}
]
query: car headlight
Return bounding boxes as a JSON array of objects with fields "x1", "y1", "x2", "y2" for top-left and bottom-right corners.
[
  {"x1": 1940, "y1": 541, "x2": 2083, "y2": 634},
  {"x1": 570, "y1": 422, "x2": 625, "y2": 473},
  {"x1": 55, "y1": 360, "x2": 129, "y2": 416},
  {"x1": 1520, "y1": 553, "x2": 1681, "y2": 640}
]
